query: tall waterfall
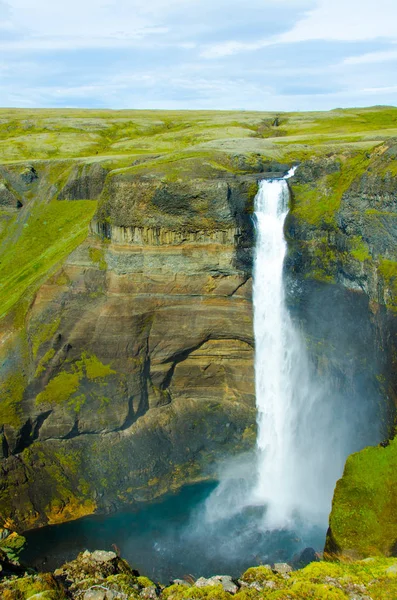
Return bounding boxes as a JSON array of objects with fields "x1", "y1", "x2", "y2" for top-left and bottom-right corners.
[
  {"x1": 201, "y1": 168, "x2": 382, "y2": 560},
  {"x1": 179, "y1": 171, "x2": 383, "y2": 574},
  {"x1": 252, "y1": 169, "x2": 337, "y2": 528}
]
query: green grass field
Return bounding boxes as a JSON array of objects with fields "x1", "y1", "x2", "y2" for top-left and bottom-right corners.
[{"x1": 1, "y1": 106, "x2": 396, "y2": 165}]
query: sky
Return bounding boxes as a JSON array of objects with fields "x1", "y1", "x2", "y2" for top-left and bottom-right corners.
[{"x1": 1, "y1": 0, "x2": 397, "y2": 111}]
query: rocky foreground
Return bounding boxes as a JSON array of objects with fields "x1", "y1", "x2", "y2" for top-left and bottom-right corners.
[{"x1": 0, "y1": 530, "x2": 396, "y2": 600}]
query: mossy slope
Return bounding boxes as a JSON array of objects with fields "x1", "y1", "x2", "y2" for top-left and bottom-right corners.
[{"x1": 326, "y1": 438, "x2": 397, "y2": 557}]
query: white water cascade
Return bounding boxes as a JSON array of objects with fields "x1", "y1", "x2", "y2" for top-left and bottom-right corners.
[
  {"x1": 203, "y1": 170, "x2": 367, "y2": 541},
  {"x1": 252, "y1": 169, "x2": 336, "y2": 529}
]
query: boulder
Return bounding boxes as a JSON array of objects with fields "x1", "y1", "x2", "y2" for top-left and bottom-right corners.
[
  {"x1": 272, "y1": 563, "x2": 292, "y2": 575},
  {"x1": 21, "y1": 165, "x2": 38, "y2": 184}
]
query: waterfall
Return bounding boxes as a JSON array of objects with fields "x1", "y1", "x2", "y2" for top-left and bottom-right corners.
[
  {"x1": 252, "y1": 169, "x2": 301, "y2": 527},
  {"x1": 252, "y1": 168, "x2": 335, "y2": 528},
  {"x1": 202, "y1": 168, "x2": 381, "y2": 552}
]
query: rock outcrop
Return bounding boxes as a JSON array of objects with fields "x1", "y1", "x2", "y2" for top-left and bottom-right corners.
[
  {"x1": 1, "y1": 546, "x2": 397, "y2": 600},
  {"x1": 0, "y1": 160, "x2": 259, "y2": 530},
  {"x1": 286, "y1": 141, "x2": 397, "y2": 557}
]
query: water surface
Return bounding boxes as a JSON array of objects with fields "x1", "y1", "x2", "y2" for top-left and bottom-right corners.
[{"x1": 22, "y1": 482, "x2": 325, "y2": 583}]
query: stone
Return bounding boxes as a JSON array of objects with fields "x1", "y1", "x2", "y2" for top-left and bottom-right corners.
[
  {"x1": 272, "y1": 563, "x2": 292, "y2": 575},
  {"x1": 0, "y1": 180, "x2": 19, "y2": 207},
  {"x1": 84, "y1": 591, "x2": 106, "y2": 600},
  {"x1": 249, "y1": 582, "x2": 263, "y2": 592},
  {"x1": 21, "y1": 166, "x2": 38, "y2": 184},
  {"x1": 194, "y1": 577, "x2": 218, "y2": 588},
  {"x1": 386, "y1": 564, "x2": 397, "y2": 575},
  {"x1": 265, "y1": 581, "x2": 277, "y2": 589},
  {"x1": 0, "y1": 169, "x2": 256, "y2": 530},
  {"x1": 91, "y1": 550, "x2": 117, "y2": 563},
  {"x1": 212, "y1": 575, "x2": 239, "y2": 594},
  {"x1": 140, "y1": 585, "x2": 158, "y2": 599},
  {"x1": 58, "y1": 163, "x2": 107, "y2": 200}
]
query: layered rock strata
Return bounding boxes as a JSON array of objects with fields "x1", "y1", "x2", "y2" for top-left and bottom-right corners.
[{"x1": 0, "y1": 164, "x2": 257, "y2": 530}]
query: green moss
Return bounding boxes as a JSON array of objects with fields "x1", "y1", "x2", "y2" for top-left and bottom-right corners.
[
  {"x1": 0, "y1": 199, "x2": 97, "y2": 322},
  {"x1": 291, "y1": 151, "x2": 372, "y2": 226},
  {"x1": 287, "y1": 581, "x2": 347, "y2": 599},
  {"x1": 77, "y1": 352, "x2": 116, "y2": 380},
  {"x1": 370, "y1": 578, "x2": 397, "y2": 600},
  {"x1": 53, "y1": 449, "x2": 80, "y2": 475},
  {"x1": 31, "y1": 318, "x2": 60, "y2": 358},
  {"x1": 88, "y1": 246, "x2": 107, "y2": 270},
  {"x1": 137, "y1": 576, "x2": 155, "y2": 588},
  {"x1": 163, "y1": 585, "x2": 229, "y2": 600},
  {"x1": 0, "y1": 573, "x2": 64, "y2": 600},
  {"x1": 35, "y1": 351, "x2": 116, "y2": 407},
  {"x1": 378, "y1": 259, "x2": 397, "y2": 311},
  {"x1": 326, "y1": 438, "x2": 397, "y2": 557},
  {"x1": 379, "y1": 259, "x2": 397, "y2": 289},
  {"x1": 297, "y1": 557, "x2": 397, "y2": 585},
  {"x1": 35, "y1": 370, "x2": 80, "y2": 405},
  {"x1": 35, "y1": 347, "x2": 56, "y2": 376},
  {"x1": 0, "y1": 372, "x2": 25, "y2": 427},
  {"x1": 68, "y1": 393, "x2": 87, "y2": 413},
  {"x1": 241, "y1": 566, "x2": 282, "y2": 585},
  {"x1": 379, "y1": 259, "x2": 397, "y2": 280},
  {"x1": 350, "y1": 236, "x2": 371, "y2": 262},
  {"x1": 105, "y1": 574, "x2": 140, "y2": 596},
  {"x1": 239, "y1": 558, "x2": 397, "y2": 600},
  {"x1": 0, "y1": 531, "x2": 26, "y2": 562}
]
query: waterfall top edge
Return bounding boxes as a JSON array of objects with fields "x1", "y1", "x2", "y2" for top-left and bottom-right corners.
[{"x1": 258, "y1": 166, "x2": 297, "y2": 183}]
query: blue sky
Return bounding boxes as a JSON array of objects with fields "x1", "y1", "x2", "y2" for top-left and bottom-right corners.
[{"x1": 1, "y1": 0, "x2": 397, "y2": 110}]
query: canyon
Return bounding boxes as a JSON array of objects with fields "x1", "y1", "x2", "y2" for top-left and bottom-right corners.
[{"x1": 0, "y1": 107, "x2": 396, "y2": 560}]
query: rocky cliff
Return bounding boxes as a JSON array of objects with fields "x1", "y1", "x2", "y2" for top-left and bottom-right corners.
[
  {"x1": 0, "y1": 155, "x2": 266, "y2": 530},
  {"x1": 1, "y1": 108, "x2": 397, "y2": 557},
  {"x1": 286, "y1": 141, "x2": 397, "y2": 557}
]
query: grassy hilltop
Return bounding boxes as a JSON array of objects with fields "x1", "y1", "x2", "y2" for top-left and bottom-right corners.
[
  {"x1": 1, "y1": 106, "x2": 397, "y2": 165},
  {"x1": 1, "y1": 105, "x2": 396, "y2": 324}
]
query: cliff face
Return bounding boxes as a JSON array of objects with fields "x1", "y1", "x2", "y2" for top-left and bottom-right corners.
[
  {"x1": 286, "y1": 141, "x2": 397, "y2": 557},
  {"x1": 0, "y1": 159, "x2": 262, "y2": 530},
  {"x1": 1, "y1": 108, "x2": 397, "y2": 554}
]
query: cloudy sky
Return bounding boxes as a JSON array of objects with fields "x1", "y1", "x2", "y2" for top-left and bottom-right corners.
[{"x1": 1, "y1": 0, "x2": 397, "y2": 110}]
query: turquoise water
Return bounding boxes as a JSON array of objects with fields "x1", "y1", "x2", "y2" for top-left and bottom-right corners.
[{"x1": 22, "y1": 482, "x2": 325, "y2": 583}]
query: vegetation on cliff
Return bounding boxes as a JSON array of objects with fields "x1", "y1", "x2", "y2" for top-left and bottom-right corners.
[
  {"x1": 0, "y1": 106, "x2": 397, "y2": 556},
  {"x1": 0, "y1": 199, "x2": 96, "y2": 320},
  {"x1": 1, "y1": 543, "x2": 397, "y2": 600},
  {"x1": 326, "y1": 437, "x2": 397, "y2": 558}
]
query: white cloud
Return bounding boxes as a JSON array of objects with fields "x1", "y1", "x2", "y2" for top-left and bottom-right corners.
[
  {"x1": 361, "y1": 85, "x2": 397, "y2": 94},
  {"x1": 1, "y1": 0, "x2": 397, "y2": 111},
  {"x1": 279, "y1": 0, "x2": 397, "y2": 43},
  {"x1": 0, "y1": 30, "x2": 170, "y2": 52},
  {"x1": 200, "y1": 39, "x2": 273, "y2": 59},
  {"x1": 1, "y1": 0, "x2": 307, "y2": 52},
  {"x1": 201, "y1": 0, "x2": 397, "y2": 59},
  {"x1": 344, "y1": 49, "x2": 397, "y2": 65}
]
